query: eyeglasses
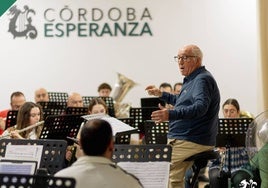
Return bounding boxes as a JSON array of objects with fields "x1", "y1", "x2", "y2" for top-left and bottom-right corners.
[{"x1": 174, "y1": 55, "x2": 197, "y2": 63}]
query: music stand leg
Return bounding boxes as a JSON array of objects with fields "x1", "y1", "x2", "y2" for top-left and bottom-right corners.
[{"x1": 227, "y1": 145, "x2": 232, "y2": 188}]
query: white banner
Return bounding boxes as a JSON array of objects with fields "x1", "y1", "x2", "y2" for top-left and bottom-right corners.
[{"x1": 0, "y1": 0, "x2": 258, "y2": 116}]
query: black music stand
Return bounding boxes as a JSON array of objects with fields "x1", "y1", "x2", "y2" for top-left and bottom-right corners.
[
  {"x1": 5, "y1": 110, "x2": 18, "y2": 130},
  {"x1": 0, "y1": 173, "x2": 76, "y2": 188},
  {"x1": 112, "y1": 144, "x2": 171, "y2": 187},
  {"x1": 112, "y1": 144, "x2": 171, "y2": 162},
  {"x1": 144, "y1": 120, "x2": 169, "y2": 144},
  {"x1": 118, "y1": 117, "x2": 134, "y2": 127},
  {"x1": 48, "y1": 92, "x2": 68, "y2": 102},
  {"x1": 216, "y1": 118, "x2": 253, "y2": 184},
  {"x1": 101, "y1": 97, "x2": 115, "y2": 117},
  {"x1": 39, "y1": 114, "x2": 84, "y2": 145},
  {"x1": 115, "y1": 129, "x2": 140, "y2": 144},
  {"x1": 65, "y1": 107, "x2": 88, "y2": 115},
  {"x1": 140, "y1": 97, "x2": 166, "y2": 108},
  {"x1": 129, "y1": 107, "x2": 159, "y2": 133},
  {"x1": 116, "y1": 117, "x2": 137, "y2": 143},
  {"x1": 82, "y1": 96, "x2": 114, "y2": 107},
  {"x1": 82, "y1": 96, "x2": 95, "y2": 106},
  {"x1": 0, "y1": 139, "x2": 67, "y2": 175},
  {"x1": 37, "y1": 101, "x2": 67, "y2": 119},
  {"x1": 101, "y1": 96, "x2": 115, "y2": 108},
  {"x1": 115, "y1": 132, "x2": 131, "y2": 144}
]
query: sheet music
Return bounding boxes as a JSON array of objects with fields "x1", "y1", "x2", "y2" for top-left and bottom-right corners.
[
  {"x1": 4, "y1": 145, "x2": 43, "y2": 168},
  {"x1": 0, "y1": 161, "x2": 37, "y2": 175},
  {"x1": 82, "y1": 113, "x2": 108, "y2": 120},
  {"x1": 117, "y1": 162, "x2": 170, "y2": 188},
  {"x1": 82, "y1": 114, "x2": 136, "y2": 136}
]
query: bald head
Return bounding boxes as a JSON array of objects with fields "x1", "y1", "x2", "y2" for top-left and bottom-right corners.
[
  {"x1": 67, "y1": 92, "x2": 83, "y2": 107},
  {"x1": 179, "y1": 44, "x2": 203, "y2": 61},
  {"x1": 34, "y1": 88, "x2": 49, "y2": 103},
  {"x1": 177, "y1": 44, "x2": 203, "y2": 76},
  {"x1": 80, "y1": 119, "x2": 113, "y2": 157}
]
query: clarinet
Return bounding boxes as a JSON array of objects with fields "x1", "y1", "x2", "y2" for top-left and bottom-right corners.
[{"x1": 218, "y1": 149, "x2": 226, "y2": 178}]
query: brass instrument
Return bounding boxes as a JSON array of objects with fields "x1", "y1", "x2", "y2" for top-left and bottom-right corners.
[
  {"x1": 112, "y1": 73, "x2": 136, "y2": 118},
  {"x1": 0, "y1": 121, "x2": 44, "y2": 139},
  {"x1": 240, "y1": 110, "x2": 254, "y2": 118}
]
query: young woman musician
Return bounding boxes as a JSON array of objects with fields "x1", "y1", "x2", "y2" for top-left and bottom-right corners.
[
  {"x1": 208, "y1": 98, "x2": 251, "y2": 187},
  {"x1": 2, "y1": 102, "x2": 43, "y2": 139},
  {"x1": 74, "y1": 98, "x2": 108, "y2": 159}
]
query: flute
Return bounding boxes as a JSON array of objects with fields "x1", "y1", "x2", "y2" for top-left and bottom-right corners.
[{"x1": 0, "y1": 121, "x2": 44, "y2": 139}]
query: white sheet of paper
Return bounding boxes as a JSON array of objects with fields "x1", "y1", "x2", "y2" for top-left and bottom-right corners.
[
  {"x1": 82, "y1": 114, "x2": 136, "y2": 136},
  {"x1": 4, "y1": 145, "x2": 43, "y2": 168},
  {"x1": 0, "y1": 161, "x2": 37, "y2": 175},
  {"x1": 117, "y1": 162, "x2": 170, "y2": 188}
]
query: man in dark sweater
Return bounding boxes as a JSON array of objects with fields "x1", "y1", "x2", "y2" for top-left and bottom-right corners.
[{"x1": 146, "y1": 44, "x2": 220, "y2": 188}]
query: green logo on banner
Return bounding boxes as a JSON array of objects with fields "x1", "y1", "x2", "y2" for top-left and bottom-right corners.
[{"x1": 0, "y1": 0, "x2": 16, "y2": 17}]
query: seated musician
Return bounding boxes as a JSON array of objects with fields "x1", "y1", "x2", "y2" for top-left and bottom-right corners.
[
  {"x1": 34, "y1": 88, "x2": 49, "y2": 103},
  {"x1": 209, "y1": 98, "x2": 251, "y2": 187},
  {"x1": 1, "y1": 102, "x2": 43, "y2": 139},
  {"x1": 75, "y1": 98, "x2": 108, "y2": 159},
  {"x1": 0, "y1": 91, "x2": 26, "y2": 135},
  {"x1": 67, "y1": 92, "x2": 84, "y2": 107},
  {"x1": 98, "y1": 82, "x2": 112, "y2": 97},
  {"x1": 55, "y1": 119, "x2": 142, "y2": 188}
]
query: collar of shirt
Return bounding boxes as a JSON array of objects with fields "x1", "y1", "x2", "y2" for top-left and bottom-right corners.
[
  {"x1": 183, "y1": 66, "x2": 205, "y2": 83},
  {"x1": 75, "y1": 155, "x2": 115, "y2": 166}
]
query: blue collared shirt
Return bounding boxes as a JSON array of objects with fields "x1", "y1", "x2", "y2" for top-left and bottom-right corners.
[{"x1": 160, "y1": 66, "x2": 220, "y2": 146}]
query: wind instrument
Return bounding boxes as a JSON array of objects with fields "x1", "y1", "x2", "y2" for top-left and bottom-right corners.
[
  {"x1": 112, "y1": 73, "x2": 137, "y2": 118},
  {"x1": 66, "y1": 136, "x2": 79, "y2": 166},
  {"x1": 0, "y1": 121, "x2": 44, "y2": 139},
  {"x1": 240, "y1": 110, "x2": 254, "y2": 118},
  {"x1": 218, "y1": 149, "x2": 226, "y2": 177},
  {"x1": 66, "y1": 136, "x2": 79, "y2": 145}
]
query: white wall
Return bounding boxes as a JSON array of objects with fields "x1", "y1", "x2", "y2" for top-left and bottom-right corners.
[{"x1": 0, "y1": 0, "x2": 259, "y2": 117}]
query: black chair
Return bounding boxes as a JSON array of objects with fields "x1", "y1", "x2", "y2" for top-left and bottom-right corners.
[{"x1": 184, "y1": 150, "x2": 220, "y2": 188}]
